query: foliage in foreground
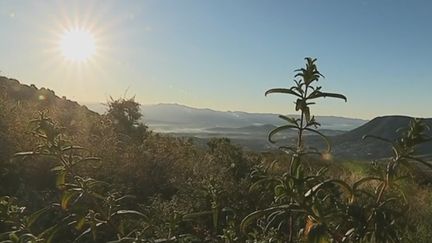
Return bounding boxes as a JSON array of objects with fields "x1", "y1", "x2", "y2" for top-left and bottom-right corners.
[
  {"x1": 241, "y1": 58, "x2": 432, "y2": 242},
  {"x1": 0, "y1": 58, "x2": 431, "y2": 242}
]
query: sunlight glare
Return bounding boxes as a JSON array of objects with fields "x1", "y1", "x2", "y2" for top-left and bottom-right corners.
[{"x1": 59, "y1": 28, "x2": 96, "y2": 62}]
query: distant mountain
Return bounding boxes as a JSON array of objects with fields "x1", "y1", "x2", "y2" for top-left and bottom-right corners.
[
  {"x1": 330, "y1": 116, "x2": 432, "y2": 159},
  {"x1": 205, "y1": 125, "x2": 344, "y2": 137},
  {"x1": 85, "y1": 102, "x2": 366, "y2": 152},
  {"x1": 337, "y1": 116, "x2": 432, "y2": 142},
  {"x1": 205, "y1": 124, "x2": 278, "y2": 135},
  {"x1": 85, "y1": 103, "x2": 368, "y2": 133},
  {"x1": 2, "y1": 77, "x2": 430, "y2": 160},
  {"x1": 141, "y1": 103, "x2": 367, "y2": 131},
  {"x1": 167, "y1": 115, "x2": 432, "y2": 159}
]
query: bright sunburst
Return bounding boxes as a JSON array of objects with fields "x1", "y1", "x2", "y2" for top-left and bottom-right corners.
[{"x1": 59, "y1": 28, "x2": 96, "y2": 62}]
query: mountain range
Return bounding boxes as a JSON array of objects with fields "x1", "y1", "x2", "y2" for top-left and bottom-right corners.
[
  {"x1": 86, "y1": 102, "x2": 367, "y2": 132},
  {"x1": 86, "y1": 102, "x2": 431, "y2": 159},
  {"x1": 2, "y1": 76, "x2": 431, "y2": 160}
]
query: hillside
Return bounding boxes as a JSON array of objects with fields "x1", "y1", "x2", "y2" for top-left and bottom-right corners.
[
  {"x1": 331, "y1": 116, "x2": 432, "y2": 159},
  {"x1": 0, "y1": 76, "x2": 101, "y2": 150},
  {"x1": 0, "y1": 76, "x2": 98, "y2": 117},
  {"x1": 337, "y1": 116, "x2": 432, "y2": 142}
]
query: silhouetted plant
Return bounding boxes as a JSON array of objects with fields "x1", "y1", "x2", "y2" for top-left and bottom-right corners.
[
  {"x1": 240, "y1": 58, "x2": 432, "y2": 243},
  {"x1": 241, "y1": 57, "x2": 347, "y2": 242},
  {"x1": 352, "y1": 118, "x2": 432, "y2": 242}
]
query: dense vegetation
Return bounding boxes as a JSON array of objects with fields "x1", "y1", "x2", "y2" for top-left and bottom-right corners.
[{"x1": 0, "y1": 58, "x2": 431, "y2": 242}]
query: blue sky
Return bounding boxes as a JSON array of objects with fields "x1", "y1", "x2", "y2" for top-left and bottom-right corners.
[{"x1": 0, "y1": 0, "x2": 431, "y2": 119}]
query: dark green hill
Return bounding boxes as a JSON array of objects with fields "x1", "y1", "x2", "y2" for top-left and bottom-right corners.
[
  {"x1": 337, "y1": 116, "x2": 432, "y2": 142},
  {"x1": 331, "y1": 116, "x2": 432, "y2": 159}
]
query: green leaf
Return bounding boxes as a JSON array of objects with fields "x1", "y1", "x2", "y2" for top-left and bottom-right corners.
[
  {"x1": 73, "y1": 223, "x2": 105, "y2": 243},
  {"x1": 240, "y1": 204, "x2": 303, "y2": 233},
  {"x1": 114, "y1": 195, "x2": 136, "y2": 202},
  {"x1": 73, "y1": 157, "x2": 101, "y2": 166},
  {"x1": 362, "y1": 135, "x2": 392, "y2": 144},
  {"x1": 268, "y1": 125, "x2": 298, "y2": 143},
  {"x1": 46, "y1": 226, "x2": 62, "y2": 243},
  {"x1": 61, "y1": 191, "x2": 79, "y2": 209},
  {"x1": 265, "y1": 88, "x2": 302, "y2": 98},
  {"x1": 56, "y1": 171, "x2": 66, "y2": 190},
  {"x1": 274, "y1": 184, "x2": 285, "y2": 197},
  {"x1": 304, "y1": 106, "x2": 311, "y2": 123},
  {"x1": 50, "y1": 166, "x2": 65, "y2": 172},
  {"x1": 27, "y1": 206, "x2": 51, "y2": 227},
  {"x1": 13, "y1": 151, "x2": 36, "y2": 157},
  {"x1": 249, "y1": 178, "x2": 278, "y2": 192},
  {"x1": 353, "y1": 177, "x2": 382, "y2": 191},
  {"x1": 211, "y1": 204, "x2": 219, "y2": 231},
  {"x1": 61, "y1": 145, "x2": 85, "y2": 151},
  {"x1": 304, "y1": 128, "x2": 332, "y2": 152},
  {"x1": 75, "y1": 217, "x2": 86, "y2": 231},
  {"x1": 89, "y1": 192, "x2": 106, "y2": 200},
  {"x1": 279, "y1": 146, "x2": 297, "y2": 153},
  {"x1": 305, "y1": 179, "x2": 353, "y2": 198},
  {"x1": 295, "y1": 98, "x2": 307, "y2": 111},
  {"x1": 37, "y1": 224, "x2": 61, "y2": 242},
  {"x1": 9, "y1": 232, "x2": 19, "y2": 242},
  {"x1": 278, "y1": 115, "x2": 299, "y2": 125},
  {"x1": 111, "y1": 210, "x2": 146, "y2": 218},
  {"x1": 265, "y1": 210, "x2": 285, "y2": 231},
  {"x1": 404, "y1": 155, "x2": 432, "y2": 169},
  {"x1": 305, "y1": 223, "x2": 330, "y2": 243},
  {"x1": 307, "y1": 91, "x2": 347, "y2": 102},
  {"x1": 18, "y1": 233, "x2": 37, "y2": 242},
  {"x1": 183, "y1": 210, "x2": 212, "y2": 221}
]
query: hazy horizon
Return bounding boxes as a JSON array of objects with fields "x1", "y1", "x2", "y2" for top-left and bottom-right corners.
[
  {"x1": 1, "y1": 75, "x2": 429, "y2": 121},
  {"x1": 80, "y1": 99, "x2": 368, "y2": 120},
  {"x1": 1, "y1": 0, "x2": 432, "y2": 119}
]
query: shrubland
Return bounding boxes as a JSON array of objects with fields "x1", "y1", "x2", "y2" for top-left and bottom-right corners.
[{"x1": 0, "y1": 58, "x2": 431, "y2": 242}]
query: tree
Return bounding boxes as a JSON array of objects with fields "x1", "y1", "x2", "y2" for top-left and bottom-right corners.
[{"x1": 106, "y1": 97, "x2": 148, "y2": 143}]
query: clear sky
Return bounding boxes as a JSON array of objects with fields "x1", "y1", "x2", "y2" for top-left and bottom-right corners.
[{"x1": 0, "y1": 0, "x2": 431, "y2": 119}]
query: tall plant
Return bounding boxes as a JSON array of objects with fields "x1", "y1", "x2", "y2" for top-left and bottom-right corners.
[
  {"x1": 266, "y1": 57, "x2": 347, "y2": 173},
  {"x1": 241, "y1": 57, "x2": 347, "y2": 242},
  {"x1": 241, "y1": 58, "x2": 432, "y2": 243}
]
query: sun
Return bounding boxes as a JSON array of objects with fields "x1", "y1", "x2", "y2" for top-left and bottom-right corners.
[{"x1": 59, "y1": 28, "x2": 96, "y2": 62}]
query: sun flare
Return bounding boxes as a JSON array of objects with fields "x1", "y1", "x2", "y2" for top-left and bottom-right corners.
[{"x1": 59, "y1": 28, "x2": 96, "y2": 62}]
